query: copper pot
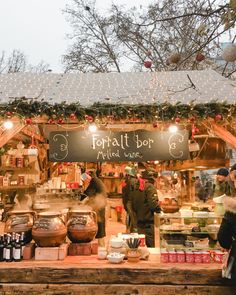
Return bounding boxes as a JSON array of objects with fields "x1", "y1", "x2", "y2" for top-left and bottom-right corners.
[
  {"x1": 32, "y1": 212, "x2": 67, "y2": 247},
  {"x1": 67, "y1": 209, "x2": 98, "y2": 243},
  {"x1": 161, "y1": 198, "x2": 180, "y2": 213},
  {"x1": 4, "y1": 210, "x2": 35, "y2": 243}
]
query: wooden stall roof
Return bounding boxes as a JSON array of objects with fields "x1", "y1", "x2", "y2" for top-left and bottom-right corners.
[{"x1": 0, "y1": 69, "x2": 235, "y2": 105}]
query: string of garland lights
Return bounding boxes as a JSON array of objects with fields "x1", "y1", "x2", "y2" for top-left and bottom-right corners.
[{"x1": 0, "y1": 98, "x2": 236, "y2": 126}]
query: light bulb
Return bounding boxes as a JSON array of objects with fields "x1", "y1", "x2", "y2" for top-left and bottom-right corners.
[
  {"x1": 88, "y1": 123, "x2": 97, "y2": 132},
  {"x1": 168, "y1": 125, "x2": 178, "y2": 133},
  {"x1": 3, "y1": 120, "x2": 13, "y2": 130}
]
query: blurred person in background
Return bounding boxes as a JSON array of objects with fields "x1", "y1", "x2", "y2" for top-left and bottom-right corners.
[
  {"x1": 81, "y1": 169, "x2": 107, "y2": 246},
  {"x1": 129, "y1": 168, "x2": 161, "y2": 247},
  {"x1": 228, "y1": 164, "x2": 236, "y2": 197},
  {"x1": 218, "y1": 163, "x2": 236, "y2": 249},
  {"x1": 121, "y1": 166, "x2": 138, "y2": 233},
  {"x1": 213, "y1": 168, "x2": 231, "y2": 198}
]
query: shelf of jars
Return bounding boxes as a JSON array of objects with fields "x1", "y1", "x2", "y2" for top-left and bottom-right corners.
[
  {"x1": 0, "y1": 185, "x2": 35, "y2": 191},
  {"x1": 155, "y1": 211, "x2": 223, "y2": 253}
]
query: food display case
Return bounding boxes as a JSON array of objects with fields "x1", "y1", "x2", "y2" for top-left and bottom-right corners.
[{"x1": 155, "y1": 210, "x2": 223, "y2": 256}]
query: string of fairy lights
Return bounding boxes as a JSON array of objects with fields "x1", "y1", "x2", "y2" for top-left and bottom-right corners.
[{"x1": 0, "y1": 70, "x2": 236, "y2": 134}]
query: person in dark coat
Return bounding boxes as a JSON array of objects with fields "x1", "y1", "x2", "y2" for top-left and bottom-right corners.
[
  {"x1": 81, "y1": 171, "x2": 107, "y2": 246},
  {"x1": 122, "y1": 166, "x2": 138, "y2": 233},
  {"x1": 213, "y1": 168, "x2": 231, "y2": 197},
  {"x1": 218, "y1": 196, "x2": 236, "y2": 250},
  {"x1": 129, "y1": 169, "x2": 161, "y2": 247}
]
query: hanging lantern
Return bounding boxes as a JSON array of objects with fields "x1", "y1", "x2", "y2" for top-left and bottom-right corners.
[
  {"x1": 196, "y1": 53, "x2": 205, "y2": 62},
  {"x1": 144, "y1": 60, "x2": 152, "y2": 68},
  {"x1": 169, "y1": 53, "x2": 181, "y2": 64},
  {"x1": 222, "y1": 44, "x2": 236, "y2": 62}
]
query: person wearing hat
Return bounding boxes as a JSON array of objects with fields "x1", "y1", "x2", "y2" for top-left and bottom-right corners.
[
  {"x1": 213, "y1": 168, "x2": 231, "y2": 198},
  {"x1": 129, "y1": 168, "x2": 161, "y2": 247}
]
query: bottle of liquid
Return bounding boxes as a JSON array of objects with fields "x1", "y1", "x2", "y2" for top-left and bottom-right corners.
[
  {"x1": 11, "y1": 232, "x2": 16, "y2": 260},
  {"x1": 5, "y1": 234, "x2": 13, "y2": 262},
  {"x1": 13, "y1": 234, "x2": 21, "y2": 262},
  {"x1": 0, "y1": 235, "x2": 4, "y2": 262},
  {"x1": 20, "y1": 232, "x2": 25, "y2": 259},
  {"x1": 3, "y1": 233, "x2": 7, "y2": 261}
]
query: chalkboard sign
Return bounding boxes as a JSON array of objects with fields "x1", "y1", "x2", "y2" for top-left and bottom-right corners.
[{"x1": 49, "y1": 129, "x2": 190, "y2": 162}]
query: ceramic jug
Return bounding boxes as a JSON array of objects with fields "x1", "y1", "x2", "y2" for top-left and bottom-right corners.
[
  {"x1": 4, "y1": 210, "x2": 35, "y2": 243},
  {"x1": 67, "y1": 208, "x2": 98, "y2": 243},
  {"x1": 32, "y1": 211, "x2": 67, "y2": 247}
]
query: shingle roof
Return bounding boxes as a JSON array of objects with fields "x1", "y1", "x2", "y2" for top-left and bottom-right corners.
[{"x1": 0, "y1": 69, "x2": 235, "y2": 105}]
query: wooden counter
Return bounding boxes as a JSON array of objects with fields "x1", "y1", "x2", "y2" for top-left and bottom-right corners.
[{"x1": 0, "y1": 254, "x2": 235, "y2": 295}]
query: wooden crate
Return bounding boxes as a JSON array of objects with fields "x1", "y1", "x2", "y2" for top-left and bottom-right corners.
[
  {"x1": 68, "y1": 240, "x2": 98, "y2": 256},
  {"x1": 35, "y1": 243, "x2": 68, "y2": 261}
]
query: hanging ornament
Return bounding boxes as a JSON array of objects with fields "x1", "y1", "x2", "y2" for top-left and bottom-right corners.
[
  {"x1": 144, "y1": 60, "x2": 152, "y2": 68},
  {"x1": 5, "y1": 111, "x2": 13, "y2": 118},
  {"x1": 189, "y1": 116, "x2": 195, "y2": 123},
  {"x1": 191, "y1": 123, "x2": 196, "y2": 139},
  {"x1": 215, "y1": 114, "x2": 223, "y2": 122},
  {"x1": 57, "y1": 118, "x2": 65, "y2": 124},
  {"x1": 222, "y1": 44, "x2": 236, "y2": 62},
  {"x1": 48, "y1": 119, "x2": 56, "y2": 124},
  {"x1": 169, "y1": 53, "x2": 181, "y2": 64},
  {"x1": 69, "y1": 113, "x2": 76, "y2": 120},
  {"x1": 146, "y1": 50, "x2": 152, "y2": 56},
  {"x1": 166, "y1": 58, "x2": 171, "y2": 66},
  {"x1": 195, "y1": 127, "x2": 200, "y2": 134},
  {"x1": 196, "y1": 53, "x2": 205, "y2": 62},
  {"x1": 175, "y1": 117, "x2": 181, "y2": 123},
  {"x1": 25, "y1": 117, "x2": 33, "y2": 125},
  {"x1": 152, "y1": 121, "x2": 158, "y2": 128},
  {"x1": 85, "y1": 115, "x2": 94, "y2": 123}
]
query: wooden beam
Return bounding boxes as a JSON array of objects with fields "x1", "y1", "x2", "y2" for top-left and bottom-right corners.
[
  {"x1": 0, "y1": 123, "x2": 26, "y2": 148},
  {"x1": 21, "y1": 126, "x2": 45, "y2": 142},
  {"x1": 204, "y1": 120, "x2": 236, "y2": 148},
  {"x1": 160, "y1": 158, "x2": 229, "y2": 171}
]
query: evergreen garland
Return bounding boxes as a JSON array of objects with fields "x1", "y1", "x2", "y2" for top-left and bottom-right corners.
[{"x1": 0, "y1": 97, "x2": 235, "y2": 123}]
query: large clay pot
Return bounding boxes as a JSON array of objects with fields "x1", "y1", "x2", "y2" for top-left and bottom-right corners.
[
  {"x1": 67, "y1": 208, "x2": 98, "y2": 243},
  {"x1": 4, "y1": 210, "x2": 35, "y2": 243},
  {"x1": 32, "y1": 212, "x2": 67, "y2": 247}
]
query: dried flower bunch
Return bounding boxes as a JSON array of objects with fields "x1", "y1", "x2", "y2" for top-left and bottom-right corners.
[{"x1": 126, "y1": 238, "x2": 141, "y2": 249}]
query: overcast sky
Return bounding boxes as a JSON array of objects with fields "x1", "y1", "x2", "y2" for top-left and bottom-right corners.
[
  {"x1": 0, "y1": 0, "x2": 151, "y2": 73},
  {"x1": 0, "y1": 0, "x2": 231, "y2": 73}
]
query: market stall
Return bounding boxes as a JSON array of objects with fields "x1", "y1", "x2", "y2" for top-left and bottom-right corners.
[
  {"x1": 0, "y1": 255, "x2": 235, "y2": 295},
  {"x1": 0, "y1": 70, "x2": 236, "y2": 294}
]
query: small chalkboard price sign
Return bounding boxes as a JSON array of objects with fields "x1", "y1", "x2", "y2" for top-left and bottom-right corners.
[{"x1": 49, "y1": 129, "x2": 189, "y2": 162}]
